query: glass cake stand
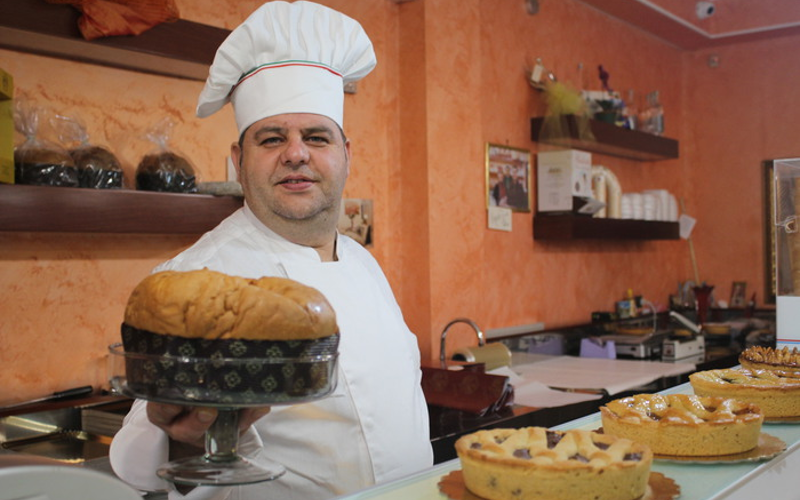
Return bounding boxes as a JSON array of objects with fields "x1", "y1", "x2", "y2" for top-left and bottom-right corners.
[{"x1": 108, "y1": 342, "x2": 338, "y2": 486}]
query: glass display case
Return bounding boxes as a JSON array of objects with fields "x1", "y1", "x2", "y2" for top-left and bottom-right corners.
[{"x1": 773, "y1": 158, "x2": 800, "y2": 348}]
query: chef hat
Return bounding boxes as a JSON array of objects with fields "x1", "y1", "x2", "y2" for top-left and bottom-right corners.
[{"x1": 196, "y1": 1, "x2": 376, "y2": 134}]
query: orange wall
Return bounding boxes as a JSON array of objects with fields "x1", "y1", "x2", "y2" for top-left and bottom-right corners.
[{"x1": 0, "y1": 0, "x2": 792, "y2": 402}]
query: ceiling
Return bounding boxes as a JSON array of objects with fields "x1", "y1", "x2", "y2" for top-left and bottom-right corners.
[{"x1": 575, "y1": 0, "x2": 800, "y2": 50}]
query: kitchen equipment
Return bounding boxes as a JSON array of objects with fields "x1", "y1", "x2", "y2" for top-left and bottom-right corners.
[
  {"x1": 662, "y1": 335, "x2": 705, "y2": 361},
  {"x1": 0, "y1": 386, "x2": 93, "y2": 411},
  {"x1": 601, "y1": 330, "x2": 670, "y2": 359}
]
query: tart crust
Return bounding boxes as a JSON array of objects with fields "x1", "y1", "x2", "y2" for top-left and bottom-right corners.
[
  {"x1": 455, "y1": 427, "x2": 652, "y2": 500},
  {"x1": 690, "y1": 368, "x2": 800, "y2": 418},
  {"x1": 600, "y1": 393, "x2": 763, "y2": 456},
  {"x1": 740, "y1": 346, "x2": 800, "y2": 373}
]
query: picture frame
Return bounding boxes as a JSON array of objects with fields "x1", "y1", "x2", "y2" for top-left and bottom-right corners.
[
  {"x1": 337, "y1": 198, "x2": 373, "y2": 247},
  {"x1": 486, "y1": 143, "x2": 532, "y2": 212},
  {"x1": 730, "y1": 281, "x2": 748, "y2": 308}
]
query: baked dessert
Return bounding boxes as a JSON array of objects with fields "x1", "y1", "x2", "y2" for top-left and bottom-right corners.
[
  {"x1": 740, "y1": 346, "x2": 800, "y2": 373},
  {"x1": 600, "y1": 393, "x2": 763, "y2": 456},
  {"x1": 70, "y1": 145, "x2": 124, "y2": 189},
  {"x1": 135, "y1": 151, "x2": 196, "y2": 192},
  {"x1": 121, "y1": 269, "x2": 339, "y2": 404},
  {"x1": 690, "y1": 368, "x2": 800, "y2": 418},
  {"x1": 455, "y1": 427, "x2": 652, "y2": 500},
  {"x1": 14, "y1": 146, "x2": 79, "y2": 187}
]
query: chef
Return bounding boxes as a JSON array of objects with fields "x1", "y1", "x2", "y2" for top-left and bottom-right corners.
[{"x1": 109, "y1": 2, "x2": 434, "y2": 499}]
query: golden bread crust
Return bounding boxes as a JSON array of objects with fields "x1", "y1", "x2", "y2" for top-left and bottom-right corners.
[{"x1": 124, "y1": 269, "x2": 337, "y2": 340}]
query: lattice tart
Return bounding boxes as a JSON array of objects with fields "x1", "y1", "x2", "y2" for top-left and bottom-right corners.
[
  {"x1": 600, "y1": 393, "x2": 763, "y2": 456},
  {"x1": 690, "y1": 368, "x2": 800, "y2": 418},
  {"x1": 740, "y1": 346, "x2": 800, "y2": 373},
  {"x1": 455, "y1": 427, "x2": 652, "y2": 500}
]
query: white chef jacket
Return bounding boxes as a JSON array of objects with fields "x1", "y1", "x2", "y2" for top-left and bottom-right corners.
[{"x1": 109, "y1": 205, "x2": 433, "y2": 500}]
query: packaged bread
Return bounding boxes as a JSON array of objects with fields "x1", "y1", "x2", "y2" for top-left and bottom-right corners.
[
  {"x1": 53, "y1": 113, "x2": 124, "y2": 189},
  {"x1": 135, "y1": 118, "x2": 197, "y2": 193},
  {"x1": 13, "y1": 97, "x2": 78, "y2": 187}
]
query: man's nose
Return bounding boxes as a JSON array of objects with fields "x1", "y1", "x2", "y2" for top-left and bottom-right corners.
[{"x1": 282, "y1": 137, "x2": 310, "y2": 165}]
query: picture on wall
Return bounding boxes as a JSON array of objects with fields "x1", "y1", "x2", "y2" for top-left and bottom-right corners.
[
  {"x1": 486, "y1": 143, "x2": 532, "y2": 212},
  {"x1": 338, "y1": 198, "x2": 373, "y2": 247}
]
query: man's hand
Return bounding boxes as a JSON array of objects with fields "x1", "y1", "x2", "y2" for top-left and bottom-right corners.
[{"x1": 147, "y1": 402, "x2": 271, "y2": 450}]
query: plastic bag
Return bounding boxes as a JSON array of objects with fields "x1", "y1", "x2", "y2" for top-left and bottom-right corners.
[
  {"x1": 45, "y1": 0, "x2": 179, "y2": 41},
  {"x1": 136, "y1": 117, "x2": 197, "y2": 193},
  {"x1": 53, "y1": 114, "x2": 124, "y2": 189},
  {"x1": 13, "y1": 96, "x2": 79, "y2": 187}
]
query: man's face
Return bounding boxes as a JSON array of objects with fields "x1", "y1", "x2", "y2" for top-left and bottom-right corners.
[{"x1": 232, "y1": 113, "x2": 350, "y2": 228}]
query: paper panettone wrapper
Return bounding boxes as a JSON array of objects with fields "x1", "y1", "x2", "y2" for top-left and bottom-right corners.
[{"x1": 121, "y1": 323, "x2": 339, "y2": 406}]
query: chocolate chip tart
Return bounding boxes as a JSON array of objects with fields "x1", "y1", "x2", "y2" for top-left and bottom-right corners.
[
  {"x1": 600, "y1": 393, "x2": 763, "y2": 456},
  {"x1": 455, "y1": 427, "x2": 652, "y2": 500}
]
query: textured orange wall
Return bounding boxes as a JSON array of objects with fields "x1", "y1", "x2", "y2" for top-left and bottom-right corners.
[{"x1": 0, "y1": 0, "x2": 794, "y2": 402}]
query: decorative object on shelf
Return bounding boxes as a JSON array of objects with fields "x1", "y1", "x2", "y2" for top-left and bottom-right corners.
[
  {"x1": 527, "y1": 57, "x2": 557, "y2": 91},
  {"x1": 486, "y1": 143, "x2": 531, "y2": 212}
]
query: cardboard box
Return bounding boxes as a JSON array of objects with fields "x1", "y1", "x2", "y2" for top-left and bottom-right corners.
[
  {"x1": 536, "y1": 149, "x2": 592, "y2": 213},
  {"x1": 0, "y1": 68, "x2": 13, "y2": 184}
]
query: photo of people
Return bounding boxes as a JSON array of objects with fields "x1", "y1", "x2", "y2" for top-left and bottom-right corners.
[
  {"x1": 338, "y1": 198, "x2": 373, "y2": 247},
  {"x1": 486, "y1": 143, "x2": 531, "y2": 212}
]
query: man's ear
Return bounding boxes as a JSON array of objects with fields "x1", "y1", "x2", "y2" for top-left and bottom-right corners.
[{"x1": 230, "y1": 141, "x2": 242, "y2": 177}]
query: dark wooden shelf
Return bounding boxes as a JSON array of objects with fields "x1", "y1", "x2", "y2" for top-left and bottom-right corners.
[
  {"x1": 531, "y1": 116, "x2": 679, "y2": 161},
  {"x1": 0, "y1": 1, "x2": 230, "y2": 80},
  {"x1": 533, "y1": 214, "x2": 680, "y2": 240},
  {"x1": 0, "y1": 184, "x2": 242, "y2": 234}
]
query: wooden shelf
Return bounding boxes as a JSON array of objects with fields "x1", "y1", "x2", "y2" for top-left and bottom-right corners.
[
  {"x1": 531, "y1": 116, "x2": 679, "y2": 161},
  {"x1": 533, "y1": 214, "x2": 679, "y2": 240},
  {"x1": 0, "y1": 1, "x2": 230, "y2": 80},
  {"x1": 0, "y1": 184, "x2": 242, "y2": 234}
]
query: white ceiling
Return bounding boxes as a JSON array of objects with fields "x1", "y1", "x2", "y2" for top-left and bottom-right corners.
[{"x1": 575, "y1": 0, "x2": 800, "y2": 49}]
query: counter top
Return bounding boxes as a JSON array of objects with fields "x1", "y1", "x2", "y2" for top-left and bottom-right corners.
[{"x1": 335, "y1": 383, "x2": 800, "y2": 500}]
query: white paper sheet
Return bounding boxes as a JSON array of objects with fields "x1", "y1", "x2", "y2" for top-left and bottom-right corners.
[{"x1": 489, "y1": 354, "x2": 696, "y2": 404}]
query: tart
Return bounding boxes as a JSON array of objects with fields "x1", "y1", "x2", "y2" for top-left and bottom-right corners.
[
  {"x1": 455, "y1": 427, "x2": 652, "y2": 500},
  {"x1": 740, "y1": 346, "x2": 800, "y2": 374},
  {"x1": 690, "y1": 368, "x2": 800, "y2": 418},
  {"x1": 600, "y1": 393, "x2": 763, "y2": 456}
]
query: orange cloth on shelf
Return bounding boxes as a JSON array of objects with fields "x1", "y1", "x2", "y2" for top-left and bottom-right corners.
[{"x1": 46, "y1": 0, "x2": 179, "y2": 40}]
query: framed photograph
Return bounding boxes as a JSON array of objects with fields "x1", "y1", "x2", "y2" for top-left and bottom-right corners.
[
  {"x1": 486, "y1": 143, "x2": 532, "y2": 212},
  {"x1": 730, "y1": 281, "x2": 747, "y2": 308},
  {"x1": 337, "y1": 198, "x2": 373, "y2": 247}
]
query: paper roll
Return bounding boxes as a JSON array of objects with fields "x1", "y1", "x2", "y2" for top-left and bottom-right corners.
[{"x1": 451, "y1": 343, "x2": 512, "y2": 371}]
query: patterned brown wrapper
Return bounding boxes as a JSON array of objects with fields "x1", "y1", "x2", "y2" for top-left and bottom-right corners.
[{"x1": 121, "y1": 323, "x2": 339, "y2": 406}]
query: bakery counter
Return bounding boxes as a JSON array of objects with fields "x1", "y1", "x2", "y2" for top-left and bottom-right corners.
[{"x1": 337, "y1": 382, "x2": 800, "y2": 500}]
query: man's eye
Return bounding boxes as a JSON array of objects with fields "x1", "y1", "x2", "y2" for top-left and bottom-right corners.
[
  {"x1": 306, "y1": 136, "x2": 329, "y2": 144},
  {"x1": 260, "y1": 137, "x2": 283, "y2": 146}
]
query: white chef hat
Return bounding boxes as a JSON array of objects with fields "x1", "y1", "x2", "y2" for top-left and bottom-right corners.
[{"x1": 196, "y1": 1, "x2": 376, "y2": 134}]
